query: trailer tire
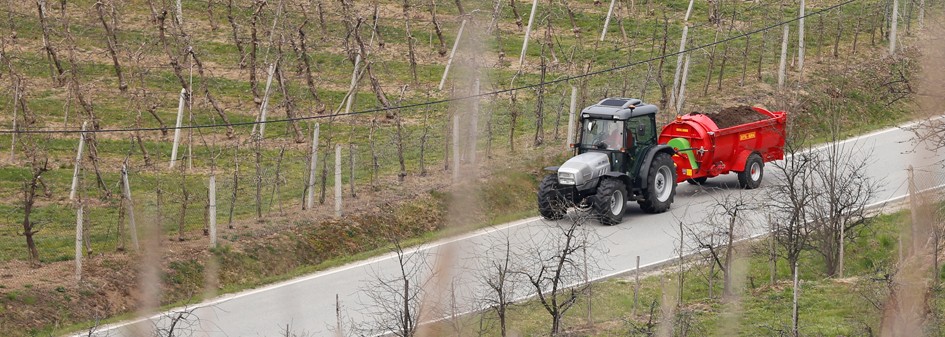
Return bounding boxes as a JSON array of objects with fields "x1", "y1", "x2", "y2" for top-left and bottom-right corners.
[
  {"x1": 594, "y1": 178, "x2": 627, "y2": 225},
  {"x1": 738, "y1": 153, "x2": 764, "y2": 189},
  {"x1": 538, "y1": 174, "x2": 567, "y2": 221},
  {"x1": 639, "y1": 153, "x2": 677, "y2": 214}
]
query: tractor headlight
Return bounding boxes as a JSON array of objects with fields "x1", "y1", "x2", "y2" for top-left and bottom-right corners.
[{"x1": 558, "y1": 172, "x2": 576, "y2": 185}]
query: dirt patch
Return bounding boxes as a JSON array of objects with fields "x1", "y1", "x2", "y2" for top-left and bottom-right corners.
[{"x1": 702, "y1": 105, "x2": 767, "y2": 129}]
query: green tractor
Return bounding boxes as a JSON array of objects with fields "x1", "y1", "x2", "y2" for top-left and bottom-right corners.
[{"x1": 538, "y1": 98, "x2": 677, "y2": 225}]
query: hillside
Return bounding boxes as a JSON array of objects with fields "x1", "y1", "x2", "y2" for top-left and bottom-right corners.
[{"x1": 0, "y1": 0, "x2": 930, "y2": 334}]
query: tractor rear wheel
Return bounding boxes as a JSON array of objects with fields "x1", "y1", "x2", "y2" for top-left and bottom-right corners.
[
  {"x1": 594, "y1": 178, "x2": 627, "y2": 226},
  {"x1": 737, "y1": 153, "x2": 764, "y2": 189},
  {"x1": 639, "y1": 153, "x2": 677, "y2": 214},
  {"x1": 538, "y1": 174, "x2": 567, "y2": 220}
]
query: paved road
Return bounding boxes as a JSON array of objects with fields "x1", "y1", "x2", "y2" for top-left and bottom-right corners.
[{"x1": 85, "y1": 120, "x2": 944, "y2": 337}]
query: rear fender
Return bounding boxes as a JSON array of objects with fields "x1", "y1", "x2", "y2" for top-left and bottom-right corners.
[
  {"x1": 731, "y1": 150, "x2": 756, "y2": 172},
  {"x1": 636, "y1": 145, "x2": 675, "y2": 189}
]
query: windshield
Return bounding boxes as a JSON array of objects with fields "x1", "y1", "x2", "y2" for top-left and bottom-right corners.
[{"x1": 580, "y1": 119, "x2": 624, "y2": 150}]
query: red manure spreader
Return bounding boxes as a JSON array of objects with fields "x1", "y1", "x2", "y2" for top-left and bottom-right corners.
[{"x1": 538, "y1": 98, "x2": 787, "y2": 225}]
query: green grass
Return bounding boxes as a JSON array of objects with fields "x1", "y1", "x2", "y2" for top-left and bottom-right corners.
[{"x1": 432, "y1": 211, "x2": 942, "y2": 336}]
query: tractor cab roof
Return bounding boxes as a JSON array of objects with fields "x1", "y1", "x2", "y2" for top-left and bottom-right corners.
[{"x1": 581, "y1": 98, "x2": 658, "y2": 121}]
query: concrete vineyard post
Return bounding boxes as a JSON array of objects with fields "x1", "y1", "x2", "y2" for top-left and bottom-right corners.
[
  {"x1": 121, "y1": 165, "x2": 139, "y2": 251},
  {"x1": 75, "y1": 203, "x2": 83, "y2": 282},
  {"x1": 69, "y1": 121, "x2": 88, "y2": 200},
  {"x1": 519, "y1": 0, "x2": 538, "y2": 67},
  {"x1": 469, "y1": 78, "x2": 479, "y2": 167},
  {"x1": 669, "y1": 0, "x2": 695, "y2": 110},
  {"x1": 567, "y1": 85, "x2": 577, "y2": 148},
  {"x1": 345, "y1": 53, "x2": 361, "y2": 114},
  {"x1": 890, "y1": 0, "x2": 899, "y2": 55},
  {"x1": 306, "y1": 124, "x2": 320, "y2": 210},
  {"x1": 9, "y1": 84, "x2": 17, "y2": 162},
  {"x1": 798, "y1": 0, "x2": 806, "y2": 79},
  {"x1": 438, "y1": 19, "x2": 467, "y2": 90},
  {"x1": 334, "y1": 145, "x2": 342, "y2": 218},
  {"x1": 349, "y1": 144, "x2": 356, "y2": 198},
  {"x1": 209, "y1": 174, "x2": 217, "y2": 248},
  {"x1": 253, "y1": 63, "x2": 276, "y2": 138},
  {"x1": 778, "y1": 25, "x2": 790, "y2": 90},
  {"x1": 452, "y1": 110, "x2": 460, "y2": 183},
  {"x1": 170, "y1": 89, "x2": 186, "y2": 169},
  {"x1": 600, "y1": 0, "x2": 617, "y2": 41},
  {"x1": 675, "y1": 55, "x2": 691, "y2": 114}
]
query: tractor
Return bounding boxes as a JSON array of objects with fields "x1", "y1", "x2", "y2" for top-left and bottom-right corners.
[{"x1": 538, "y1": 98, "x2": 677, "y2": 225}]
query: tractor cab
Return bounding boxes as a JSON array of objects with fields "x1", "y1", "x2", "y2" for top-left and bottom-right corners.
[{"x1": 575, "y1": 98, "x2": 659, "y2": 177}]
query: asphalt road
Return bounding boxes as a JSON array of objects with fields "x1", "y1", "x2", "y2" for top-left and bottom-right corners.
[{"x1": 85, "y1": 120, "x2": 944, "y2": 337}]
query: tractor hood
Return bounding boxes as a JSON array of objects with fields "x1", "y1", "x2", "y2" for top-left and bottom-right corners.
[{"x1": 557, "y1": 152, "x2": 610, "y2": 187}]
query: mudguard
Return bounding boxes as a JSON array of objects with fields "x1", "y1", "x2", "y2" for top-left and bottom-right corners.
[
  {"x1": 544, "y1": 166, "x2": 561, "y2": 172},
  {"x1": 601, "y1": 171, "x2": 633, "y2": 187},
  {"x1": 731, "y1": 150, "x2": 756, "y2": 172},
  {"x1": 636, "y1": 145, "x2": 676, "y2": 189}
]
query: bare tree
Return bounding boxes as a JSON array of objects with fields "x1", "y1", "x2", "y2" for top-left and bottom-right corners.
[
  {"x1": 687, "y1": 192, "x2": 754, "y2": 299},
  {"x1": 769, "y1": 128, "x2": 818, "y2": 278},
  {"x1": 35, "y1": 0, "x2": 65, "y2": 84},
  {"x1": 226, "y1": 0, "x2": 246, "y2": 67},
  {"x1": 429, "y1": 0, "x2": 448, "y2": 56},
  {"x1": 94, "y1": 0, "x2": 127, "y2": 92},
  {"x1": 808, "y1": 129, "x2": 880, "y2": 277},
  {"x1": 478, "y1": 236, "x2": 518, "y2": 337},
  {"x1": 518, "y1": 213, "x2": 597, "y2": 335},
  {"x1": 403, "y1": 0, "x2": 418, "y2": 83},
  {"x1": 21, "y1": 159, "x2": 49, "y2": 267},
  {"x1": 361, "y1": 238, "x2": 432, "y2": 337}
]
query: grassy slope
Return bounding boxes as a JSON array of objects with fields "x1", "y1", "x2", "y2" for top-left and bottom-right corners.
[{"x1": 0, "y1": 0, "x2": 905, "y2": 263}]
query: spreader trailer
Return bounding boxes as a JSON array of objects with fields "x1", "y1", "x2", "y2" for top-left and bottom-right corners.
[{"x1": 538, "y1": 98, "x2": 787, "y2": 225}]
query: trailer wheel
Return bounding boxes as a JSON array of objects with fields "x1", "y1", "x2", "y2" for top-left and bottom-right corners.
[
  {"x1": 594, "y1": 178, "x2": 627, "y2": 225},
  {"x1": 738, "y1": 153, "x2": 764, "y2": 189},
  {"x1": 686, "y1": 177, "x2": 708, "y2": 185},
  {"x1": 639, "y1": 153, "x2": 677, "y2": 214},
  {"x1": 538, "y1": 174, "x2": 567, "y2": 220}
]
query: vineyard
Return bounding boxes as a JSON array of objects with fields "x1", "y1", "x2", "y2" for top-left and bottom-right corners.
[{"x1": 0, "y1": 0, "x2": 926, "y2": 334}]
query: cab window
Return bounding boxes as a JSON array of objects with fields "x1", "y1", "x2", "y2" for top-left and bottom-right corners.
[{"x1": 626, "y1": 116, "x2": 655, "y2": 146}]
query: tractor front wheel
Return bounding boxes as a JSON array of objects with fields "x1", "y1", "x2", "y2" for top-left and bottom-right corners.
[
  {"x1": 737, "y1": 153, "x2": 764, "y2": 189},
  {"x1": 594, "y1": 178, "x2": 627, "y2": 226},
  {"x1": 639, "y1": 153, "x2": 677, "y2": 214},
  {"x1": 538, "y1": 174, "x2": 567, "y2": 221}
]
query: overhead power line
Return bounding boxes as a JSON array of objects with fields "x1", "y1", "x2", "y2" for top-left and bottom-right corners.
[{"x1": 0, "y1": 0, "x2": 859, "y2": 135}]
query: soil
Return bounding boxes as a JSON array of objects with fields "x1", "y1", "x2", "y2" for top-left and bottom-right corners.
[{"x1": 702, "y1": 105, "x2": 767, "y2": 129}]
